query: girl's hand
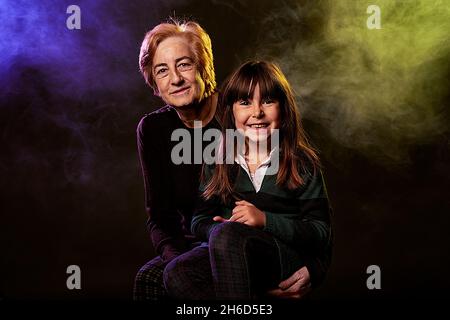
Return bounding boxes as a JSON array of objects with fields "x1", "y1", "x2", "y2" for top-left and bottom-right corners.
[
  {"x1": 266, "y1": 266, "x2": 312, "y2": 299},
  {"x1": 228, "y1": 200, "x2": 266, "y2": 228}
]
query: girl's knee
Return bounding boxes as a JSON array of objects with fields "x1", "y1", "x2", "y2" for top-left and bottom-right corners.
[
  {"x1": 162, "y1": 259, "x2": 178, "y2": 292},
  {"x1": 164, "y1": 257, "x2": 195, "y2": 299},
  {"x1": 210, "y1": 222, "x2": 249, "y2": 247}
]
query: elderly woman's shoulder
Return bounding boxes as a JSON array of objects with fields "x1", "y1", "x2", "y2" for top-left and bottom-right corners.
[
  {"x1": 137, "y1": 105, "x2": 177, "y2": 133},
  {"x1": 140, "y1": 105, "x2": 175, "y2": 123},
  {"x1": 149, "y1": 105, "x2": 175, "y2": 117}
]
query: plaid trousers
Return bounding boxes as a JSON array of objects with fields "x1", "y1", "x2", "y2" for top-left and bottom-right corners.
[
  {"x1": 164, "y1": 222, "x2": 303, "y2": 300},
  {"x1": 133, "y1": 255, "x2": 168, "y2": 301},
  {"x1": 133, "y1": 240, "x2": 202, "y2": 301},
  {"x1": 163, "y1": 244, "x2": 215, "y2": 300}
]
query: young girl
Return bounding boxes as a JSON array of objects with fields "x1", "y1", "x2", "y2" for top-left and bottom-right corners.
[{"x1": 163, "y1": 61, "x2": 332, "y2": 300}]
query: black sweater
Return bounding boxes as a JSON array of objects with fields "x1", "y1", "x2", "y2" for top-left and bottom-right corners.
[{"x1": 136, "y1": 105, "x2": 219, "y2": 262}]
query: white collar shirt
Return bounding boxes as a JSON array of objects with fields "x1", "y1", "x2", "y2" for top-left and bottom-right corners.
[{"x1": 235, "y1": 148, "x2": 277, "y2": 193}]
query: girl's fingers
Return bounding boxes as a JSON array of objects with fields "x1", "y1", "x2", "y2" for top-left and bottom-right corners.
[
  {"x1": 279, "y1": 271, "x2": 302, "y2": 290},
  {"x1": 229, "y1": 212, "x2": 245, "y2": 222},
  {"x1": 287, "y1": 278, "x2": 311, "y2": 294},
  {"x1": 235, "y1": 200, "x2": 254, "y2": 207},
  {"x1": 213, "y1": 216, "x2": 228, "y2": 222},
  {"x1": 232, "y1": 206, "x2": 246, "y2": 215},
  {"x1": 235, "y1": 216, "x2": 248, "y2": 224},
  {"x1": 228, "y1": 214, "x2": 240, "y2": 222}
]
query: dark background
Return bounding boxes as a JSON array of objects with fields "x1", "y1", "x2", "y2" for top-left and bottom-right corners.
[{"x1": 1, "y1": 0, "x2": 449, "y2": 300}]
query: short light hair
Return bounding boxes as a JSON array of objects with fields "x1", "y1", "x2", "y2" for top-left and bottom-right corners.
[{"x1": 139, "y1": 19, "x2": 216, "y2": 98}]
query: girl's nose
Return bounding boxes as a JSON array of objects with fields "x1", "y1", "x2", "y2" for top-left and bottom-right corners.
[{"x1": 252, "y1": 103, "x2": 264, "y2": 118}]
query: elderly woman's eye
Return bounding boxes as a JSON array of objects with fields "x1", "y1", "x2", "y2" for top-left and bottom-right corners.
[{"x1": 178, "y1": 62, "x2": 193, "y2": 71}]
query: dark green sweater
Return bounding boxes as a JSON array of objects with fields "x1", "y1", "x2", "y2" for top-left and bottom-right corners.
[{"x1": 191, "y1": 162, "x2": 333, "y2": 287}]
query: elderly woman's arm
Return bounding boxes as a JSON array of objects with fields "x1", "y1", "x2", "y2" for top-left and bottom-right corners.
[{"x1": 137, "y1": 115, "x2": 189, "y2": 262}]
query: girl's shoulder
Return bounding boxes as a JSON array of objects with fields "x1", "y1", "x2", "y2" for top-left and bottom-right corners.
[{"x1": 291, "y1": 149, "x2": 320, "y2": 174}]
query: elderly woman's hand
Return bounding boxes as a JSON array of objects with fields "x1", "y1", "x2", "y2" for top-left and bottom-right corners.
[{"x1": 266, "y1": 266, "x2": 312, "y2": 299}]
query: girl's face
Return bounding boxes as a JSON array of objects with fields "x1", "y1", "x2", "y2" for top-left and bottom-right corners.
[{"x1": 232, "y1": 83, "x2": 280, "y2": 142}]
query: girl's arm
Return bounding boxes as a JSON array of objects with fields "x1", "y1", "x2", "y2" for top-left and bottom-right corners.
[{"x1": 263, "y1": 169, "x2": 332, "y2": 254}]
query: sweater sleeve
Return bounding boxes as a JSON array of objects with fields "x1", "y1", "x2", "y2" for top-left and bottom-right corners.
[
  {"x1": 191, "y1": 165, "x2": 222, "y2": 241},
  {"x1": 137, "y1": 115, "x2": 188, "y2": 262},
  {"x1": 263, "y1": 169, "x2": 332, "y2": 255},
  {"x1": 302, "y1": 239, "x2": 333, "y2": 288}
]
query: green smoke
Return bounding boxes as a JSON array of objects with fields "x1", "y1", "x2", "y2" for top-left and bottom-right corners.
[{"x1": 251, "y1": 0, "x2": 450, "y2": 165}]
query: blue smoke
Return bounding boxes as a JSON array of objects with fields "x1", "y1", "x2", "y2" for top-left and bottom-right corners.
[{"x1": 0, "y1": 0, "x2": 142, "y2": 97}]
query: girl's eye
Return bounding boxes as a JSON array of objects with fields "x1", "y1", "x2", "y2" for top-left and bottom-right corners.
[
  {"x1": 238, "y1": 100, "x2": 250, "y2": 106},
  {"x1": 263, "y1": 99, "x2": 275, "y2": 105}
]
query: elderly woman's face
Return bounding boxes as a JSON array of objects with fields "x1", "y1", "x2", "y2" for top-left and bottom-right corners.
[{"x1": 152, "y1": 36, "x2": 205, "y2": 108}]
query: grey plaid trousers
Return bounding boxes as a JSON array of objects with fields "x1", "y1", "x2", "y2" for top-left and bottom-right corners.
[
  {"x1": 133, "y1": 255, "x2": 168, "y2": 301},
  {"x1": 163, "y1": 222, "x2": 303, "y2": 300}
]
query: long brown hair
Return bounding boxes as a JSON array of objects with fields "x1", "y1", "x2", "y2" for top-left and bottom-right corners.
[{"x1": 203, "y1": 61, "x2": 320, "y2": 202}]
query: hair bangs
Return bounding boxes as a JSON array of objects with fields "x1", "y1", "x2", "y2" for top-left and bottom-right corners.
[
  {"x1": 225, "y1": 63, "x2": 284, "y2": 106},
  {"x1": 256, "y1": 68, "x2": 284, "y2": 102}
]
